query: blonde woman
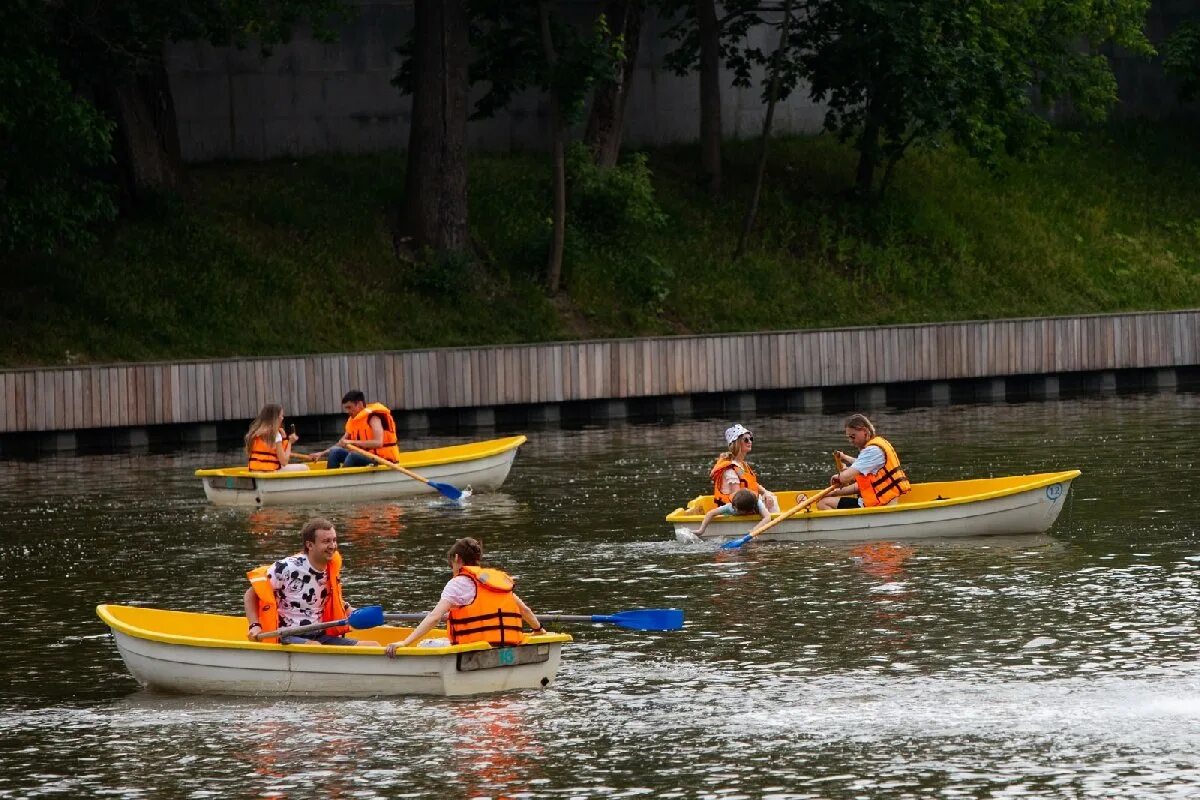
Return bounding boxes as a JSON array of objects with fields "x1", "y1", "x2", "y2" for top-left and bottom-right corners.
[
  {"x1": 817, "y1": 413, "x2": 911, "y2": 510},
  {"x1": 245, "y1": 404, "x2": 313, "y2": 472},
  {"x1": 707, "y1": 424, "x2": 781, "y2": 514}
]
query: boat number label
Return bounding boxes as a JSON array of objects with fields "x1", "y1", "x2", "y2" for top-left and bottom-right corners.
[
  {"x1": 1046, "y1": 483, "x2": 1063, "y2": 501},
  {"x1": 457, "y1": 644, "x2": 550, "y2": 672},
  {"x1": 499, "y1": 648, "x2": 516, "y2": 666}
]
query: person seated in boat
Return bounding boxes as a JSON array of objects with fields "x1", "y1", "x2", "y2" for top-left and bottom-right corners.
[
  {"x1": 311, "y1": 390, "x2": 401, "y2": 469},
  {"x1": 817, "y1": 413, "x2": 912, "y2": 510},
  {"x1": 243, "y1": 517, "x2": 379, "y2": 646},
  {"x1": 245, "y1": 403, "x2": 315, "y2": 472},
  {"x1": 689, "y1": 424, "x2": 781, "y2": 515},
  {"x1": 692, "y1": 488, "x2": 772, "y2": 537},
  {"x1": 385, "y1": 537, "x2": 544, "y2": 656}
]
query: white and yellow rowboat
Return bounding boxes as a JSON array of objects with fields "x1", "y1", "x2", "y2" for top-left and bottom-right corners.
[
  {"x1": 195, "y1": 435, "x2": 526, "y2": 507},
  {"x1": 667, "y1": 470, "x2": 1081, "y2": 543},
  {"x1": 96, "y1": 604, "x2": 571, "y2": 697}
]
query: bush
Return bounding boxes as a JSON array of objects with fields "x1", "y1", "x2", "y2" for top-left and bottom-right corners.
[{"x1": 566, "y1": 144, "x2": 672, "y2": 308}]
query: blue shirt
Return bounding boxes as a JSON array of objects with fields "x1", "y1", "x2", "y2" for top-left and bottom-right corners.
[{"x1": 851, "y1": 445, "x2": 886, "y2": 476}]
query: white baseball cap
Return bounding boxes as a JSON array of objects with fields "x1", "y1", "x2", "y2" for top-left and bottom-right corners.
[{"x1": 724, "y1": 423, "x2": 752, "y2": 445}]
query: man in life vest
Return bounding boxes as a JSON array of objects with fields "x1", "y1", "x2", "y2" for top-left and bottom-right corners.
[
  {"x1": 243, "y1": 517, "x2": 379, "y2": 646},
  {"x1": 818, "y1": 413, "x2": 912, "y2": 510},
  {"x1": 385, "y1": 537, "x2": 545, "y2": 656},
  {"x1": 312, "y1": 389, "x2": 401, "y2": 469}
]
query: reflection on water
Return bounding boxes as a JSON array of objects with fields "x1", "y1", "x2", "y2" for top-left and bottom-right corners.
[{"x1": 1, "y1": 393, "x2": 1199, "y2": 797}]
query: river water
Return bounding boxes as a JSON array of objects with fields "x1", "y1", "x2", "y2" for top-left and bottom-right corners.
[{"x1": 1, "y1": 393, "x2": 1198, "y2": 798}]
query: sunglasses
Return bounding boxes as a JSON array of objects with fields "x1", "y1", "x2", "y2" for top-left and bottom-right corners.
[{"x1": 739, "y1": 435, "x2": 754, "y2": 443}]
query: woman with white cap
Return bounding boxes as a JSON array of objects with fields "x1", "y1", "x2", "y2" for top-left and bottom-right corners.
[{"x1": 705, "y1": 423, "x2": 781, "y2": 514}]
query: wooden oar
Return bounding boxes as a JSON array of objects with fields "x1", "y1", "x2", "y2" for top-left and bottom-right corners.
[
  {"x1": 383, "y1": 607, "x2": 685, "y2": 632},
  {"x1": 720, "y1": 485, "x2": 837, "y2": 550},
  {"x1": 342, "y1": 442, "x2": 466, "y2": 501},
  {"x1": 253, "y1": 605, "x2": 385, "y2": 641}
]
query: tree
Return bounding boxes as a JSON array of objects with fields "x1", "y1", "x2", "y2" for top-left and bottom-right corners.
[
  {"x1": 1163, "y1": 20, "x2": 1200, "y2": 102},
  {"x1": 584, "y1": 0, "x2": 646, "y2": 168},
  {"x1": 659, "y1": 0, "x2": 760, "y2": 195},
  {"x1": 470, "y1": 1, "x2": 621, "y2": 293},
  {"x1": 51, "y1": 0, "x2": 343, "y2": 202},
  {"x1": 798, "y1": 0, "x2": 1154, "y2": 195},
  {"x1": 396, "y1": 0, "x2": 470, "y2": 257},
  {"x1": 733, "y1": 0, "x2": 798, "y2": 259},
  {"x1": 0, "y1": 0, "x2": 115, "y2": 254}
]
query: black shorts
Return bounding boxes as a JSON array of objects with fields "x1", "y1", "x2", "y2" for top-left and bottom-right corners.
[{"x1": 837, "y1": 497, "x2": 860, "y2": 509}]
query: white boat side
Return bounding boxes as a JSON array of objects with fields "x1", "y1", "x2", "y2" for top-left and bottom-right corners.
[
  {"x1": 196, "y1": 435, "x2": 526, "y2": 507},
  {"x1": 667, "y1": 470, "x2": 1081, "y2": 543},
  {"x1": 97, "y1": 605, "x2": 569, "y2": 698}
]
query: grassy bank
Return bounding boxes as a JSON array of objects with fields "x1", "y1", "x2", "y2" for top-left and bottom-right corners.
[{"x1": 2, "y1": 124, "x2": 1198, "y2": 367}]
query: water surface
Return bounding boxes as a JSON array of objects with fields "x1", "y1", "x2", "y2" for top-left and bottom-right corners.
[{"x1": 2, "y1": 394, "x2": 1198, "y2": 798}]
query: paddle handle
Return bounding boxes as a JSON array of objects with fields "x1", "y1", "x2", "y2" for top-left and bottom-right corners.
[
  {"x1": 747, "y1": 484, "x2": 837, "y2": 538},
  {"x1": 253, "y1": 616, "x2": 348, "y2": 641},
  {"x1": 382, "y1": 612, "x2": 591, "y2": 624},
  {"x1": 343, "y1": 442, "x2": 428, "y2": 485}
]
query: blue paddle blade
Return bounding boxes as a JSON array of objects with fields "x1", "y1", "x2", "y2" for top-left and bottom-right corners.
[
  {"x1": 348, "y1": 605, "x2": 385, "y2": 629},
  {"x1": 720, "y1": 534, "x2": 753, "y2": 550},
  {"x1": 595, "y1": 608, "x2": 685, "y2": 631},
  {"x1": 428, "y1": 480, "x2": 463, "y2": 501}
]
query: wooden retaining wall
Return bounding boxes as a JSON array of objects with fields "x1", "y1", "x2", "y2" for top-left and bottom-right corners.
[{"x1": 1, "y1": 311, "x2": 1197, "y2": 436}]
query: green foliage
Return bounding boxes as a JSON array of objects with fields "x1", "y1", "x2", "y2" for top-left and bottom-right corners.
[
  {"x1": 566, "y1": 143, "x2": 671, "y2": 308},
  {"x1": 458, "y1": 1, "x2": 623, "y2": 123},
  {"x1": 0, "y1": 0, "x2": 115, "y2": 254},
  {"x1": 798, "y1": 0, "x2": 1155, "y2": 191},
  {"x1": 2, "y1": 128, "x2": 1199, "y2": 366},
  {"x1": 1163, "y1": 21, "x2": 1200, "y2": 101}
]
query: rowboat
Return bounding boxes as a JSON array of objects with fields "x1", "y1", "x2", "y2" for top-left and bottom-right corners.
[
  {"x1": 195, "y1": 435, "x2": 526, "y2": 507},
  {"x1": 96, "y1": 604, "x2": 570, "y2": 697},
  {"x1": 666, "y1": 470, "x2": 1081, "y2": 543}
]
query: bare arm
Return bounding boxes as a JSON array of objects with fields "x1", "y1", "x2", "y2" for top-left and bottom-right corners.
[
  {"x1": 243, "y1": 587, "x2": 261, "y2": 641},
  {"x1": 514, "y1": 594, "x2": 543, "y2": 632},
  {"x1": 388, "y1": 598, "x2": 453, "y2": 654},
  {"x1": 696, "y1": 505, "x2": 723, "y2": 535}
]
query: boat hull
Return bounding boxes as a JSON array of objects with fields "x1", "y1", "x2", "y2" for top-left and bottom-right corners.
[
  {"x1": 667, "y1": 470, "x2": 1081, "y2": 543},
  {"x1": 98, "y1": 605, "x2": 567, "y2": 698},
  {"x1": 196, "y1": 435, "x2": 525, "y2": 507}
]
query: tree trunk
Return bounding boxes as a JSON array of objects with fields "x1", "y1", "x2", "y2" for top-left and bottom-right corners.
[
  {"x1": 855, "y1": 93, "x2": 881, "y2": 195},
  {"x1": 539, "y1": 0, "x2": 567, "y2": 293},
  {"x1": 696, "y1": 0, "x2": 722, "y2": 195},
  {"x1": 400, "y1": 0, "x2": 470, "y2": 256},
  {"x1": 733, "y1": 0, "x2": 792, "y2": 260},
  {"x1": 584, "y1": 0, "x2": 645, "y2": 167},
  {"x1": 99, "y1": 54, "x2": 184, "y2": 202}
]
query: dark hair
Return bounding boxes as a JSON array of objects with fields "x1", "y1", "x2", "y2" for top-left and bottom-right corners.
[
  {"x1": 301, "y1": 517, "x2": 335, "y2": 547},
  {"x1": 730, "y1": 489, "x2": 758, "y2": 514},
  {"x1": 447, "y1": 537, "x2": 483, "y2": 566},
  {"x1": 845, "y1": 413, "x2": 876, "y2": 437},
  {"x1": 341, "y1": 390, "x2": 366, "y2": 404}
]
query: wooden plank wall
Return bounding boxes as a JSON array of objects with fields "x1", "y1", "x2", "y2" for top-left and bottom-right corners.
[{"x1": 1, "y1": 311, "x2": 1196, "y2": 433}]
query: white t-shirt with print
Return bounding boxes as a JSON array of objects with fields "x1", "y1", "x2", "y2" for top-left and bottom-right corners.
[{"x1": 268, "y1": 554, "x2": 331, "y2": 629}]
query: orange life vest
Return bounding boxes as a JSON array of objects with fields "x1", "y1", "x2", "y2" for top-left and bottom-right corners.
[
  {"x1": 344, "y1": 402, "x2": 400, "y2": 462},
  {"x1": 246, "y1": 551, "x2": 349, "y2": 636},
  {"x1": 247, "y1": 428, "x2": 288, "y2": 471},
  {"x1": 709, "y1": 457, "x2": 761, "y2": 505},
  {"x1": 853, "y1": 436, "x2": 911, "y2": 507},
  {"x1": 447, "y1": 566, "x2": 527, "y2": 646}
]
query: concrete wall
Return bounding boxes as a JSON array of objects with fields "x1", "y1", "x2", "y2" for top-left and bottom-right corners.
[{"x1": 164, "y1": 1, "x2": 827, "y2": 163}]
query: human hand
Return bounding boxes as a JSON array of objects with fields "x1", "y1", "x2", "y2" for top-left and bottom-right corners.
[
  {"x1": 385, "y1": 643, "x2": 399, "y2": 658},
  {"x1": 247, "y1": 623, "x2": 262, "y2": 642},
  {"x1": 830, "y1": 474, "x2": 841, "y2": 488},
  {"x1": 287, "y1": 432, "x2": 299, "y2": 444}
]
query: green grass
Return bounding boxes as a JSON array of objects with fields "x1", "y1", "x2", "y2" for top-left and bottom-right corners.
[{"x1": 2, "y1": 123, "x2": 1198, "y2": 367}]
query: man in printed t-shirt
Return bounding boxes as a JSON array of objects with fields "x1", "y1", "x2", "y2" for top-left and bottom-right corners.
[{"x1": 243, "y1": 517, "x2": 379, "y2": 646}]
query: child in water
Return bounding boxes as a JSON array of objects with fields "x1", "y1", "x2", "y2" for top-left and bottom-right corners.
[{"x1": 693, "y1": 488, "x2": 769, "y2": 537}]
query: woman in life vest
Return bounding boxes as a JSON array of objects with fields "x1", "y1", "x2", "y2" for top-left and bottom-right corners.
[
  {"x1": 245, "y1": 404, "x2": 314, "y2": 472},
  {"x1": 817, "y1": 413, "x2": 912, "y2": 510},
  {"x1": 385, "y1": 537, "x2": 545, "y2": 656},
  {"x1": 699, "y1": 423, "x2": 780, "y2": 514}
]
